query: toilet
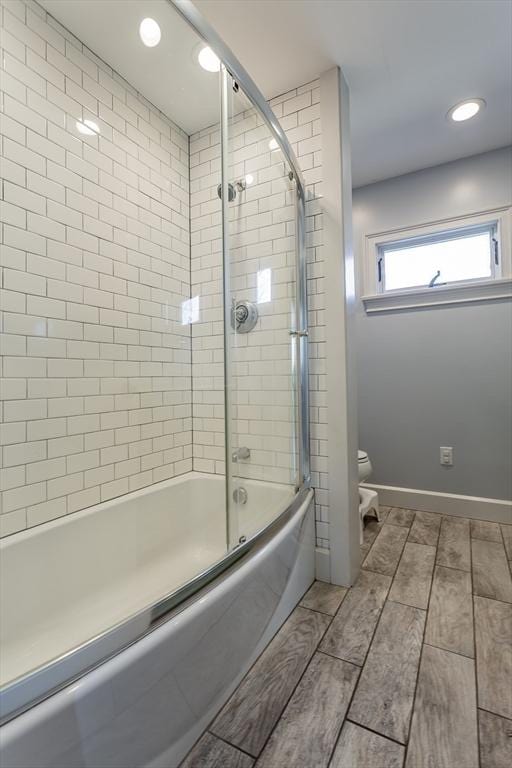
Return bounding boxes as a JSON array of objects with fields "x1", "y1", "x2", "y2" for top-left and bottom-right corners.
[{"x1": 358, "y1": 450, "x2": 379, "y2": 544}]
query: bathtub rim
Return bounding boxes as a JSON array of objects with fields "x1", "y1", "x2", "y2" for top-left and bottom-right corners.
[{"x1": 0, "y1": 475, "x2": 311, "y2": 725}]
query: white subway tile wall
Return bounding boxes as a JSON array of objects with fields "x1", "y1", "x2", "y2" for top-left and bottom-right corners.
[
  {"x1": 190, "y1": 107, "x2": 299, "y2": 487},
  {"x1": 0, "y1": 0, "x2": 192, "y2": 536},
  {"x1": 1, "y1": 1, "x2": 328, "y2": 550},
  {"x1": 189, "y1": 82, "x2": 328, "y2": 547}
]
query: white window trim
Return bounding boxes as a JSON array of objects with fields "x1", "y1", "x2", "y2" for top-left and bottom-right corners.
[{"x1": 361, "y1": 206, "x2": 512, "y2": 313}]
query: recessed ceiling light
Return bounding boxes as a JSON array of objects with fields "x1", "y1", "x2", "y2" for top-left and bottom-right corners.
[
  {"x1": 139, "y1": 18, "x2": 161, "y2": 48},
  {"x1": 448, "y1": 98, "x2": 485, "y2": 122},
  {"x1": 198, "y1": 46, "x2": 220, "y2": 72},
  {"x1": 76, "y1": 119, "x2": 100, "y2": 136}
]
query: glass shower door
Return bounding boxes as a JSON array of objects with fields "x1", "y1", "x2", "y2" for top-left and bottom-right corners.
[{"x1": 220, "y1": 70, "x2": 301, "y2": 548}]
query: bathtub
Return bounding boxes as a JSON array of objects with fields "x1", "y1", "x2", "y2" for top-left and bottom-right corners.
[{"x1": 0, "y1": 471, "x2": 314, "y2": 767}]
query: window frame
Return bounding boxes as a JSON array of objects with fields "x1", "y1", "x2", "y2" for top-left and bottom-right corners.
[{"x1": 361, "y1": 207, "x2": 512, "y2": 313}]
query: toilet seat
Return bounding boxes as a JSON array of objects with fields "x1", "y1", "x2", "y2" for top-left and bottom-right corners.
[{"x1": 358, "y1": 450, "x2": 372, "y2": 483}]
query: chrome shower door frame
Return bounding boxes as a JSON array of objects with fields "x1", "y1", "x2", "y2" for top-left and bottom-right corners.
[{"x1": 170, "y1": 0, "x2": 310, "y2": 492}]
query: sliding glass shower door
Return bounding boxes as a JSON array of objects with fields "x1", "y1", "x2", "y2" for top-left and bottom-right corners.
[{"x1": 220, "y1": 70, "x2": 302, "y2": 548}]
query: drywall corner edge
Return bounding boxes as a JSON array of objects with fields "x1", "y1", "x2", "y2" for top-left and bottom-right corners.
[{"x1": 320, "y1": 67, "x2": 360, "y2": 586}]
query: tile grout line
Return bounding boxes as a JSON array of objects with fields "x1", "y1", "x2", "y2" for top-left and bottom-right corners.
[
  {"x1": 326, "y1": 555, "x2": 399, "y2": 761},
  {"x1": 179, "y1": 581, "x2": 317, "y2": 766},
  {"x1": 498, "y1": 522, "x2": 512, "y2": 581},
  {"x1": 344, "y1": 718, "x2": 409, "y2": 749},
  {"x1": 205, "y1": 730, "x2": 259, "y2": 762},
  {"x1": 257, "y1": 553, "x2": 390, "y2": 766},
  {"x1": 422, "y1": 641, "x2": 473, "y2": 661},
  {"x1": 403, "y1": 508, "x2": 437, "y2": 768},
  {"x1": 470, "y1": 529, "x2": 482, "y2": 768},
  {"x1": 247, "y1": 603, "x2": 339, "y2": 763},
  {"x1": 434, "y1": 561, "x2": 471, "y2": 574},
  {"x1": 477, "y1": 705, "x2": 512, "y2": 722},
  {"x1": 326, "y1": 519, "x2": 419, "y2": 765}
]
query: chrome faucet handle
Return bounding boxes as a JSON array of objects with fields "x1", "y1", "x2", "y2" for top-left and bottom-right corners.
[{"x1": 232, "y1": 447, "x2": 251, "y2": 462}]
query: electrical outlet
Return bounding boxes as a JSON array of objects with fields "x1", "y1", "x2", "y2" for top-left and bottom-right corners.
[{"x1": 440, "y1": 446, "x2": 453, "y2": 466}]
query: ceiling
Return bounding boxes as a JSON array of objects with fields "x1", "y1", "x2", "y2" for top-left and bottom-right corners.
[
  {"x1": 40, "y1": 0, "x2": 511, "y2": 187},
  {"x1": 40, "y1": 0, "x2": 220, "y2": 134},
  {"x1": 195, "y1": 0, "x2": 512, "y2": 186}
]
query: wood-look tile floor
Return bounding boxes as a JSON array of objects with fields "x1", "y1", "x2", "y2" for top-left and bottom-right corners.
[{"x1": 181, "y1": 508, "x2": 512, "y2": 768}]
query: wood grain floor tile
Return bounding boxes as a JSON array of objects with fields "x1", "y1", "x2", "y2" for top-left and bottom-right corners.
[
  {"x1": 501, "y1": 524, "x2": 512, "y2": 561},
  {"x1": 330, "y1": 721, "x2": 404, "y2": 768},
  {"x1": 388, "y1": 542, "x2": 436, "y2": 610},
  {"x1": 320, "y1": 569, "x2": 391, "y2": 666},
  {"x1": 405, "y1": 644, "x2": 478, "y2": 768},
  {"x1": 362, "y1": 524, "x2": 408, "y2": 577},
  {"x1": 425, "y1": 565, "x2": 474, "y2": 657},
  {"x1": 474, "y1": 596, "x2": 512, "y2": 719},
  {"x1": 256, "y1": 653, "x2": 359, "y2": 768},
  {"x1": 408, "y1": 510, "x2": 441, "y2": 546},
  {"x1": 211, "y1": 606, "x2": 330, "y2": 756},
  {"x1": 348, "y1": 601, "x2": 425, "y2": 743},
  {"x1": 436, "y1": 516, "x2": 470, "y2": 571},
  {"x1": 471, "y1": 519, "x2": 502, "y2": 542},
  {"x1": 387, "y1": 508, "x2": 415, "y2": 528},
  {"x1": 181, "y1": 733, "x2": 254, "y2": 768},
  {"x1": 472, "y1": 539, "x2": 512, "y2": 603},
  {"x1": 478, "y1": 709, "x2": 512, "y2": 768},
  {"x1": 300, "y1": 580, "x2": 348, "y2": 615}
]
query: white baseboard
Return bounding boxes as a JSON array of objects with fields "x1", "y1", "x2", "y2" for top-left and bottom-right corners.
[
  {"x1": 362, "y1": 483, "x2": 512, "y2": 524},
  {"x1": 315, "y1": 546, "x2": 331, "y2": 582}
]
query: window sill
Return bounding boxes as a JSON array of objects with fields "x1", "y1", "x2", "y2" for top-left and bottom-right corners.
[{"x1": 362, "y1": 277, "x2": 512, "y2": 314}]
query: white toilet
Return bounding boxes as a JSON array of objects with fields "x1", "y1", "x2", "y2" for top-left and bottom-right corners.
[{"x1": 358, "y1": 450, "x2": 379, "y2": 544}]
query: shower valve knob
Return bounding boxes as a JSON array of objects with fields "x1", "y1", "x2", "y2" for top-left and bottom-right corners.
[{"x1": 231, "y1": 300, "x2": 258, "y2": 333}]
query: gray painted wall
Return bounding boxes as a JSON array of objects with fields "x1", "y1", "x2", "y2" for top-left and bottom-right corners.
[{"x1": 354, "y1": 147, "x2": 512, "y2": 500}]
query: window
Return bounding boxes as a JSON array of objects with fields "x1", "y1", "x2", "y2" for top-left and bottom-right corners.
[
  {"x1": 378, "y1": 223, "x2": 498, "y2": 292},
  {"x1": 362, "y1": 208, "x2": 511, "y2": 312}
]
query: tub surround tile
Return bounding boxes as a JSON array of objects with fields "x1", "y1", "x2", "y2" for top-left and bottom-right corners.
[
  {"x1": 388, "y1": 542, "x2": 436, "y2": 610},
  {"x1": 330, "y1": 721, "x2": 405, "y2": 768},
  {"x1": 474, "y1": 596, "x2": 512, "y2": 719},
  {"x1": 189, "y1": 79, "x2": 328, "y2": 549},
  {"x1": 0, "y1": 0, "x2": 192, "y2": 536},
  {"x1": 405, "y1": 644, "x2": 478, "y2": 768},
  {"x1": 300, "y1": 581, "x2": 347, "y2": 615},
  {"x1": 320, "y1": 569, "x2": 391, "y2": 666},
  {"x1": 471, "y1": 539, "x2": 512, "y2": 603},
  {"x1": 425, "y1": 565, "x2": 474, "y2": 657},
  {"x1": 362, "y1": 524, "x2": 408, "y2": 576},
  {"x1": 348, "y1": 601, "x2": 425, "y2": 744},
  {"x1": 437, "y1": 516, "x2": 471, "y2": 571},
  {"x1": 181, "y1": 734, "x2": 254, "y2": 768},
  {"x1": 386, "y1": 507, "x2": 415, "y2": 528},
  {"x1": 256, "y1": 653, "x2": 358, "y2": 768},
  {"x1": 211, "y1": 606, "x2": 330, "y2": 757},
  {"x1": 478, "y1": 710, "x2": 512, "y2": 768},
  {"x1": 408, "y1": 510, "x2": 441, "y2": 546}
]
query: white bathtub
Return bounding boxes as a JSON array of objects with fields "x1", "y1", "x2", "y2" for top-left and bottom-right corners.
[{"x1": 0, "y1": 472, "x2": 314, "y2": 767}]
